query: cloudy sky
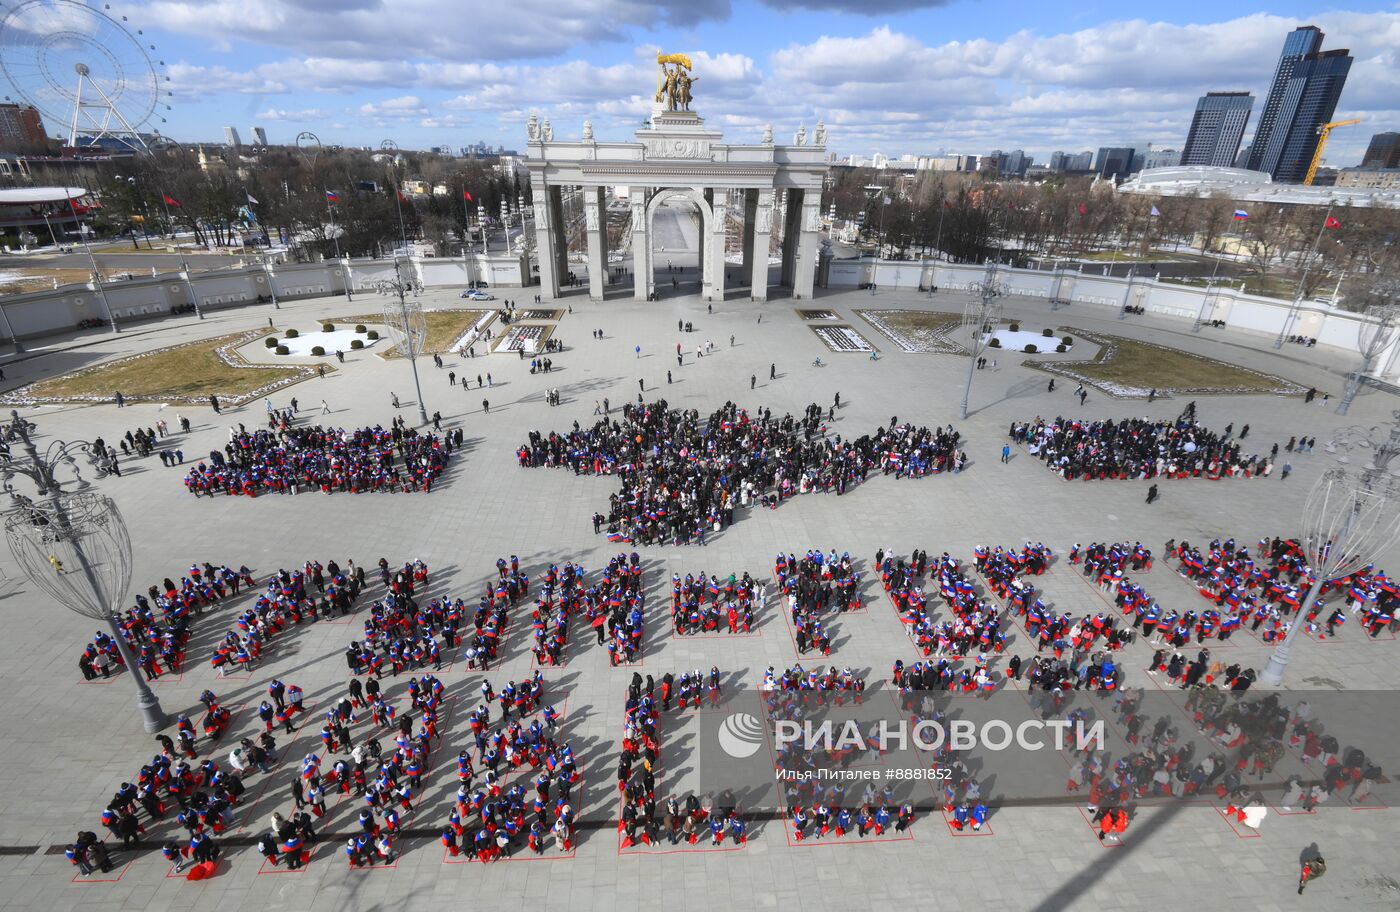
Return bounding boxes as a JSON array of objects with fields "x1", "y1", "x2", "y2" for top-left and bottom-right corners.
[{"x1": 15, "y1": 0, "x2": 1400, "y2": 165}]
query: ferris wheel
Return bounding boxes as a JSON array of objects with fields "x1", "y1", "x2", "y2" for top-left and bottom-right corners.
[{"x1": 0, "y1": 0, "x2": 170, "y2": 150}]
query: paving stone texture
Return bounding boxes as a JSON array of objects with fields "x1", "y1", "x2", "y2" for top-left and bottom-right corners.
[{"x1": 0, "y1": 283, "x2": 1396, "y2": 911}]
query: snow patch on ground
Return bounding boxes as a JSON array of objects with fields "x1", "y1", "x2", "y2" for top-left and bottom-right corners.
[
  {"x1": 987, "y1": 329, "x2": 1070, "y2": 352},
  {"x1": 278, "y1": 329, "x2": 380, "y2": 356}
]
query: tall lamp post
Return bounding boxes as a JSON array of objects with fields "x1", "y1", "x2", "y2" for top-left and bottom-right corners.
[
  {"x1": 1, "y1": 413, "x2": 167, "y2": 732},
  {"x1": 382, "y1": 140, "x2": 409, "y2": 255},
  {"x1": 1274, "y1": 202, "x2": 1335, "y2": 349},
  {"x1": 959, "y1": 259, "x2": 1007, "y2": 420},
  {"x1": 262, "y1": 255, "x2": 280, "y2": 309},
  {"x1": 65, "y1": 191, "x2": 119, "y2": 333},
  {"x1": 1337, "y1": 282, "x2": 1400, "y2": 416},
  {"x1": 1259, "y1": 416, "x2": 1400, "y2": 685},
  {"x1": 373, "y1": 258, "x2": 430, "y2": 426}
]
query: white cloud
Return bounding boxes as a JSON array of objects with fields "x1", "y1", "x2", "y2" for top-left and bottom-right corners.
[
  {"x1": 255, "y1": 107, "x2": 331, "y2": 121},
  {"x1": 156, "y1": 9, "x2": 1400, "y2": 166},
  {"x1": 359, "y1": 96, "x2": 429, "y2": 119},
  {"x1": 130, "y1": 0, "x2": 731, "y2": 62}
]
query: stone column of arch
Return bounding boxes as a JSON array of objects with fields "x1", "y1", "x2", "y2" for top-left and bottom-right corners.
[
  {"x1": 708, "y1": 188, "x2": 728, "y2": 302},
  {"x1": 584, "y1": 186, "x2": 609, "y2": 301},
  {"x1": 748, "y1": 188, "x2": 774, "y2": 302},
  {"x1": 530, "y1": 175, "x2": 561, "y2": 299},
  {"x1": 630, "y1": 187, "x2": 650, "y2": 301},
  {"x1": 792, "y1": 197, "x2": 822, "y2": 300}
]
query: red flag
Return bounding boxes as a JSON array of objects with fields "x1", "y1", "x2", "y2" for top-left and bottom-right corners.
[
  {"x1": 1078, "y1": 203, "x2": 1087, "y2": 216},
  {"x1": 943, "y1": 199, "x2": 952, "y2": 209},
  {"x1": 163, "y1": 194, "x2": 182, "y2": 208},
  {"x1": 463, "y1": 190, "x2": 473, "y2": 202},
  {"x1": 396, "y1": 190, "x2": 409, "y2": 203},
  {"x1": 1324, "y1": 216, "x2": 1340, "y2": 229}
]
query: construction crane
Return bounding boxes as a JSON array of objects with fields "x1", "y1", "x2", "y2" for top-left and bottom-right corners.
[{"x1": 1304, "y1": 118, "x2": 1361, "y2": 186}]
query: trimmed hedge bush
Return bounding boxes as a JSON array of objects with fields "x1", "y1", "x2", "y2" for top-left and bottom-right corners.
[
  {"x1": 1042, "y1": 328, "x2": 1054, "y2": 337},
  {"x1": 264, "y1": 337, "x2": 279, "y2": 348},
  {"x1": 367, "y1": 330, "x2": 380, "y2": 340},
  {"x1": 321, "y1": 323, "x2": 335, "y2": 332},
  {"x1": 1009, "y1": 322, "x2": 1020, "y2": 332},
  {"x1": 1061, "y1": 335, "x2": 1073, "y2": 345},
  {"x1": 1023, "y1": 343, "x2": 1038, "y2": 353},
  {"x1": 988, "y1": 337, "x2": 1001, "y2": 348},
  {"x1": 285, "y1": 328, "x2": 299, "y2": 338},
  {"x1": 350, "y1": 339, "x2": 365, "y2": 350},
  {"x1": 1056, "y1": 344, "x2": 1067, "y2": 353},
  {"x1": 311, "y1": 346, "x2": 326, "y2": 356},
  {"x1": 354, "y1": 324, "x2": 367, "y2": 333},
  {"x1": 275, "y1": 345, "x2": 290, "y2": 355}
]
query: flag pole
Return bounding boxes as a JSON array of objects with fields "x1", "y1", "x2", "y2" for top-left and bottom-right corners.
[{"x1": 1273, "y1": 202, "x2": 1334, "y2": 349}]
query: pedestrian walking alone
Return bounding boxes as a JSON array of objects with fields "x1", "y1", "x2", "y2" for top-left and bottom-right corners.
[{"x1": 1299, "y1": 855, "x2": 1326, "y2": 894}]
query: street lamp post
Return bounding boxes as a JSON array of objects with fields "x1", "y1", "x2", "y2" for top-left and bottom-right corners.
[
  {"x1": 1, "y1": 412, "x2": 167, "y2": 732},
  {"x1": 262, "y1": 255, "x2": 280, "y2": 309},
  {"x1": 1274, "y1": 203, "x2": 1335, "y2": 349},
  {"x1": 177, "y1": 251, "x2": 203, "y2": 319},
  {"x1": 382, "y1": 140, "x2": 408, "y2": 255},
  {"x1": 65, "y1": 192, "x2": 119, "y2": 333},
  {"x1": 1117, "y1": 267, "x2": 1136, "y2": 320},
  {"x1": 342, "y1": 255, "x2": 354, "y2": 302},
  {"x1": 959, "y1": 259, "x2": 1007, "y2": 420},
  {"x1": 1258, "y1": 416, "x2": 1400, "y2": 685},
  {"x1": 373, "y1": 258, "x2": 430, "y2": 426},
  {"x1": 1337, "y1": 283, "x2": 1400, "y2": 417}
]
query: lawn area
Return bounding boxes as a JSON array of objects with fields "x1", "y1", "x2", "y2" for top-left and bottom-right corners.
[
  {"x1": 857, "y1": 309, "x2": 962, "y2": 353},
  {"x1": 10, "y1": 331, "x2": 313, "y2": 405},
  {"x1": 1027, "y1": 329, "x2": 1303, "y2": 398},
  {"x1": 341, "y1": 309, "x2": 489, "y2": 357}
]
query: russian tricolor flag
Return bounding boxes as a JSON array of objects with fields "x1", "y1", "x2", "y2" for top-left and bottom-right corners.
[
  {"x1": 1232, "y1": 209, "x2": 1249, "y2": 221},
  {"x1": 325, "y1": 189, "x2": 339, "y2": 203}
]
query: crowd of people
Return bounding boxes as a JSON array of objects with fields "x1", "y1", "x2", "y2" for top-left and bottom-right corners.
[
  {"x1": 183, "y1": 422, "x2": 455, "y2": 496},
  {"x1": 776, "y1": 551, "x2": 863, "y2": 655},
  {"x1": 530, "y1": 562, "x2": 587, "y2": 666},
  {"x1": 69, "y1": 689, "x2": 252, "y2": 877},
  {"x1": 671, "y1": 571, "x2": 760, "y2": 634},
  {"x1": 442, "y1": 675, "x2": 577, "y2": 860},
  {"x1": 597, "y1": 553, "x2": 645, "y2": 664},
  {"x1": 1172, "y1": 536, "x2": 1397, "y2": 641},
  {"x1": 210, "y1": 558, "x2": 383, "y2": 674},
  {"x1": 76, "y1": 562, "x2": 240, "y2": 680},
  {"x1": 885, "y1": 549, "x2": 1009, "y2": 658},
  {"x1": 619, "y1": 669, "x2": 744, "y2": 848},
  {"x1": 518, "y1": 399, "x2": 965, "y2": 545},
  {"x1": 1013, "y1": 409, "x2": 1285, "y2": 481},
  {"x1": 760, "y1": 665, "x2": 913, "y2": 840}
]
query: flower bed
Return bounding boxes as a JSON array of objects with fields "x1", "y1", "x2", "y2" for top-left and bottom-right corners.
[
  {"x1": 811, "y1": 325, "x2": 875, "y2": 353},
  {"x1": 797, "y1": 309, "x2": 841, "y2": 321},
  {"x1": 857, "y1": 309, "x2": 962, "y2": 353},
  {"x1": 1024, "y1": 328, "x2": 1305, "y2": 399},
  {"x1": 1, "y1": 330, "x2": 320, "y2": 407}
]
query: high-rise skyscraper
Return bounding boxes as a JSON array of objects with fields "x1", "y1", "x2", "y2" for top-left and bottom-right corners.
[
  {"x1": 1361, "y1": 132, "x2": 1400, "y2": 169},
  {"x1": 250, "y1": 126, "x2": 268, "y2": 146},
  {"x1": 1094, "y1": 147, "x2": 1136, "y2": 180},
  {"x1": 224, "y1": 126, "x2": 242, "y2": 148},
  {"x1": 1181, "y1": 92, "x2": 1253, "y2": 167},
  {"x1": 1245, "y1": 26, "x2": 1353, "y2": 182}
]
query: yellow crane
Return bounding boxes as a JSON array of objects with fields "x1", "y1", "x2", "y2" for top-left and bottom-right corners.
[{"x1": 1304, "y1": 118, "x2": 1361, "y2": 185}]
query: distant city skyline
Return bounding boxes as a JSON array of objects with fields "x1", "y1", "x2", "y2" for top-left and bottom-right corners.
[{"x1": 12, "y1": 2, "x2": 1397, "y2": 168}]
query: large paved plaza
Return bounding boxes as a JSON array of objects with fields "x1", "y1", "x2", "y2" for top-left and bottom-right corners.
[{"x1": 0, "y1": 284, "x2": 1397, "y2": 912}]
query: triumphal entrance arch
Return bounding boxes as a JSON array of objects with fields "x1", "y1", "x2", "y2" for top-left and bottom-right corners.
[{"x1": 525, "y1": 54, "x2": 829, "y2": 302}]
